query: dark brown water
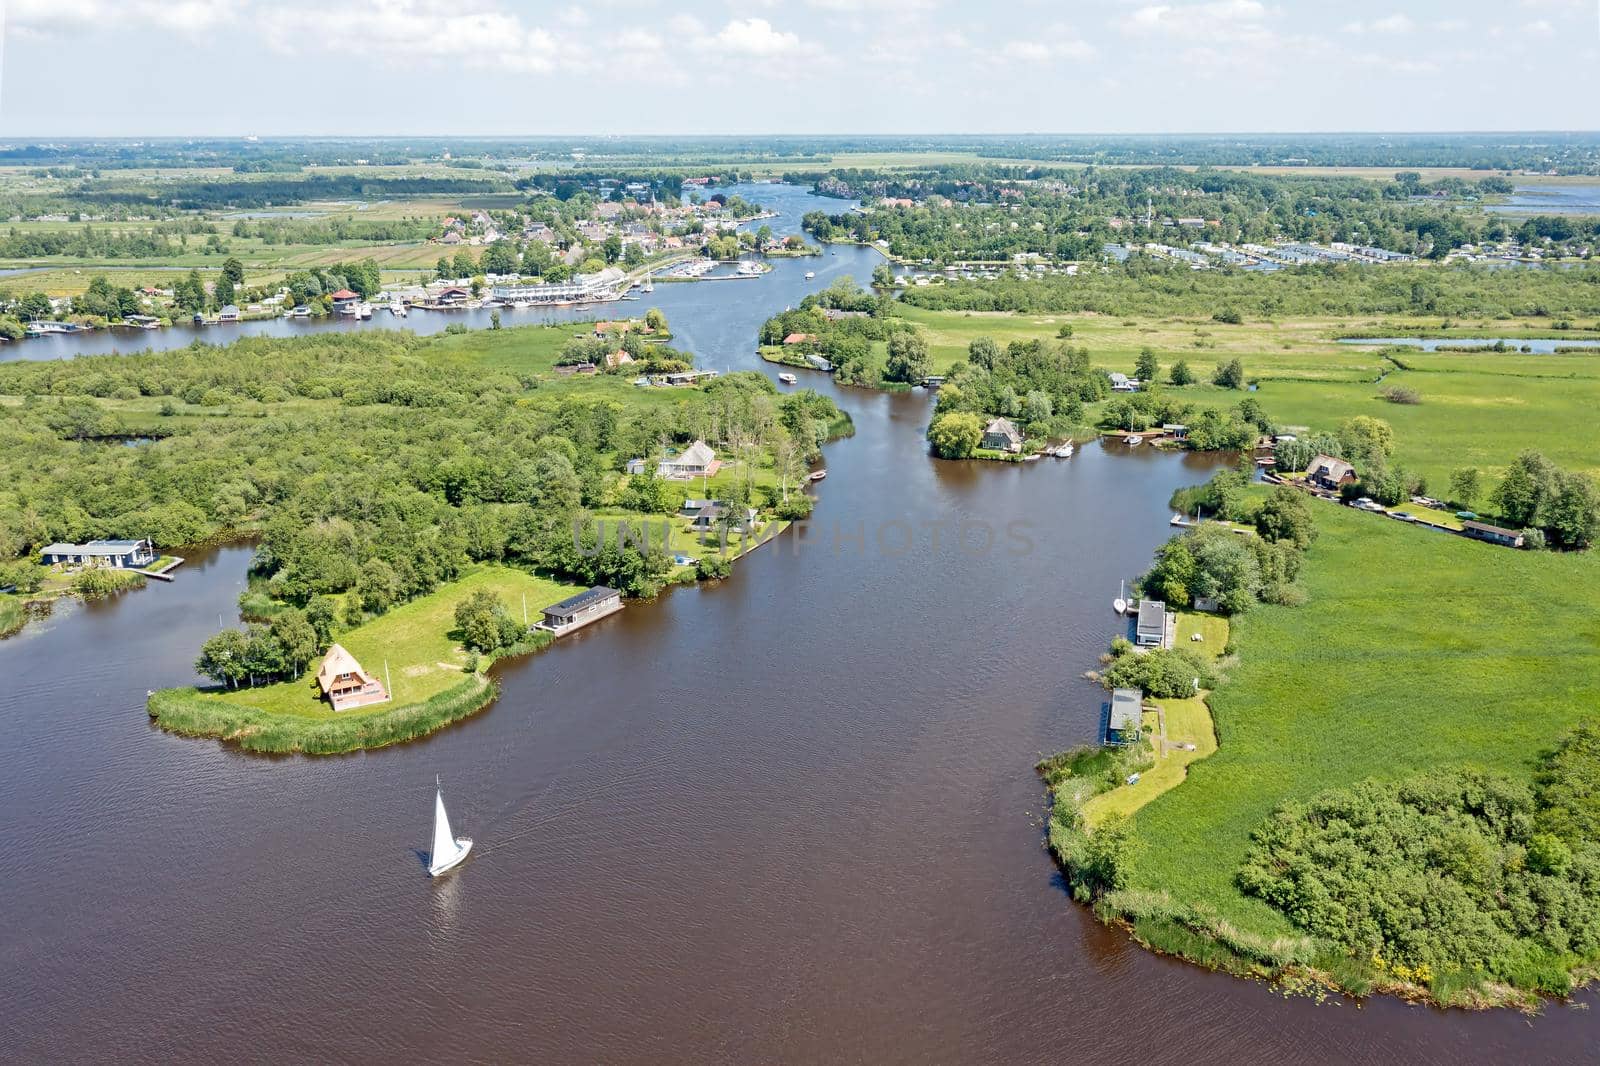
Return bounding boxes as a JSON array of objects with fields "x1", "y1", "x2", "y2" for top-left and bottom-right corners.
[{"x1": 3, "y1": 187, "x2": 1596, "y2": 1064}]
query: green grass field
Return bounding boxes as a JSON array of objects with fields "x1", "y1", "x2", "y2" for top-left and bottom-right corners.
[
  {"x1": 207, "y1": 565, "x2": 577, "y2": 720},
  {"x1": 898, "y1": 306, "x2": 1600, "y2": 486},
  {"x1": 1121, "y1": 502, "x2": 1600, "y2": 945}
]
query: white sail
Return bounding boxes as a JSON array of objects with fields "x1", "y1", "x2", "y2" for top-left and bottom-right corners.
[{"x1": 432, "y1": 789, "x2": 457, "y2": 868}]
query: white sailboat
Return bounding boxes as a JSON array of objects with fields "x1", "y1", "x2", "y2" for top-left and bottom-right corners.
[
  {"x1": 1112, "y1": 580, "x2": 1128, "y2": 616},
  {"x1": 428, "y1": 776, "x2": 473, "y2": 877}
]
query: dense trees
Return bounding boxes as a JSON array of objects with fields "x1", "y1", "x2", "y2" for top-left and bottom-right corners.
[
  {"x1": 0, "y1": 330, "x2": 848, "y2": 622},
  {"x1": 1239, "y1": 757, "x2": 1600, "y2": 994},
  {"x1": 927, "y1": 411, "x2": 983, "y2": 459},
  {"x1": 1140, "y1": 510, "x2": 1312, "y2": 614},
  {"x1": 1491, "y1": 450, "x2": 1600, "y2": 549},
  {"x1": 932, "y1": 335, "x2": 1107, "y2": 443}
]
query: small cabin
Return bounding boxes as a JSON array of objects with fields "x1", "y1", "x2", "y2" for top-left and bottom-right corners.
[
  {"x1": 1136, "y1": 599, "x2": 1168, "y2": 647},
  {"x1": 316, "y1": 643, "x2": 389, "y2": 712},
  {"x1": 540, "y1": 586, "x2": 623, "y2": 636},
  {"x1": 40, "y1": 538, "x2": 155, "y2": 570},
  {"x1": 217, "y1": 304, "x2": 240, "y2": 322},
  {"x1": 1108, "y1": 688, "x2": 1144, "y2": 744},
  {"x1": 1461, "y1": 520, "x2": 1525, "y2": 549}
]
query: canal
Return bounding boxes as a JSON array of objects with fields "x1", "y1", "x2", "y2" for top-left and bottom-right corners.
[{"x1": 1, "y1": 185, "x2": 1595, "y2": 1064}]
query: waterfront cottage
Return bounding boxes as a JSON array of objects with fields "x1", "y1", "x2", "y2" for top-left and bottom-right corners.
[
  {"x1": 1108, "y1": 688, "x2": 1144, "y2": 744},
  {"x1": 658, "y1": 440, "x2": 717, "y2": 480},
  {"x1": 316, "y1": 644, "x2": 389, "y2": 712},
  {"x1": 981, "y1": 417, "x2": 1023, "y2": 454},
  {"x1": 1136, "y1": 599, "x2": 1168, "y2": 647},
  {"x1": 1461, "y1": 520, "x2": 1526, "y2": 548},
  {"x1": 329, "y1": 289, "x2": 360, "y2": 313},
  {"x1": 40, "y1": 538, "x2": 155, "y2": 570},
  {"x1": 1306, "y1": 454, "x2": 1357, "y2": 492},
  {"x1": 539, "y1": 586, "x2": 623, "y2": 635}
]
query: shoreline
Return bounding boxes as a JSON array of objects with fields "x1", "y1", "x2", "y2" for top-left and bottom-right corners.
[{"x1": 145, "y1": 513, "x2": 819, "y2": 756}]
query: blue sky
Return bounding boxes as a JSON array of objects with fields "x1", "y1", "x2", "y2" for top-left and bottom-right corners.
[{"x1": 2, "y1": 0, "x2": 1596, "y2": 135}]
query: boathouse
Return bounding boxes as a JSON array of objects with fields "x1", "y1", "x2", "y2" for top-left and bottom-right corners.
[
  {"x1": 539, "y1": 586, "x2": 623, "y2": 635},
  {"x1": 316, "y1": 644, "x2": 389, "y2": 712},
  {"x1": 40, "y1": 538, "x2": 155, "y2": 570},
  {"x1": 1108, "y1": 688, "x2": 1144, "y2": 744},
  {"x1": 1461, "y1": 520, "x2": 1526, "y2": 549},
  {"x1": 1135, "y1": 599, "x2": 1168, "y2": 647},
  {"x1": 981, "y1": 417, "x2": 1023, "y2": 454},
  {"x1": 330, "y1": 289, "x2": 361, "y2": 313}
]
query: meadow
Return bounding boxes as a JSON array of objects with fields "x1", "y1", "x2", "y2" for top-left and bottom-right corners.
[
  {"x1": 897, "y1": 305, "x2": 1600, "y2": 485},
  {"x1": 1115, "y1": 501, "x2": 1600, "y2": 975}
]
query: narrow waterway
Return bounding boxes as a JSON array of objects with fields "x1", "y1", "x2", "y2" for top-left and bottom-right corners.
[{"x1": 1, "y1": 185, "x2": 1595, "y2": 1064}]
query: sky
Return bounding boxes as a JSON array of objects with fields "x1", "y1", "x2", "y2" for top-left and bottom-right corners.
[{"x1": 1, "y1": 0, "x2": 1597, "y2": 136}]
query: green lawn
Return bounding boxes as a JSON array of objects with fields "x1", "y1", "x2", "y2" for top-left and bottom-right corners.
[
  {"x1": 1082, "y1": 613, "x2": 1228, "y2": 827},
  {"x1": 1121, "y1": 502, "x2": 1600, "y2": 944},
  {"x1": 208, "y1": 565, "x2": 577, "y2": 720}
]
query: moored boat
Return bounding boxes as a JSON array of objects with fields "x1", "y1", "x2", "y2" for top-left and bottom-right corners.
[{"x1": 778, "y1": 372, "x2": 797, "y2": 385}]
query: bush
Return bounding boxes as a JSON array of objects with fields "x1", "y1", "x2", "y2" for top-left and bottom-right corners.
[
  {"x1": 1380, "y1": 385, "x2": 1422, "y2": 405},
  {"x1": 1101, "y1": 645, "x2": 1216, "y2": 698},
  {"x1": 696, "y1": 553, "x2": 732, "y2": 579}
]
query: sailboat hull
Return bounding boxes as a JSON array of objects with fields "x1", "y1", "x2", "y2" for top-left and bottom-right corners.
[{"x1": 428, "y1": 837, "x2": 473, "y2": 877}]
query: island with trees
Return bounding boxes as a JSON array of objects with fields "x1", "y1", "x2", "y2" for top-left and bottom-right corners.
[{"x1": 0, "y1": 321, "x2": 848, "y2": 752}]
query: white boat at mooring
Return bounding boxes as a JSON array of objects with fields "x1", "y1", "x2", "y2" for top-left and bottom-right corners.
[{"x1": 428, "y1": 776, "x2": 473, "y2": 877}]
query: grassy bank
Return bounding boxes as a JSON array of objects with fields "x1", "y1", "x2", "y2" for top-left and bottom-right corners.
[
  {"x1": 0, "y1": 596, "x2": 23, "y2": 639},
  {"x1": 148, "y1": 566, "x2": 575, "y2": 753},
  {"x1": 1057, "y1": 503, "x2": 1600, "y2": 1007}
]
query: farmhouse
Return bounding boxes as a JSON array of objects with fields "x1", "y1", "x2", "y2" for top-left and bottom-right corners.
[
  {"x1": 1461, "y1": 520, "x2": 1526, "y2": 549},
  {"x1": 1306, "y1": 454, "x2": 1357, "y2": 492},
  {"x1": 316, "y1": 644, "x2": 389, "y2": 712},
  {"x1": 40, "y1": 539, "x2": 155, "y2": 569},
  {"x1": 1108, "y1": 372, "x2": 1141, "y2": 393},
  {"x1": 981, "y1": 417, "x2": 1023, "y2": 454},
  {"x1": 783, "y1": 333, "x2": 816, "y2": 345},
  {"x1": 539, "y1": 586, "x2": 623, "y2": 635},
  {"x1": 1108, "y1": 688, "x2": 1144, "y2": 744}
]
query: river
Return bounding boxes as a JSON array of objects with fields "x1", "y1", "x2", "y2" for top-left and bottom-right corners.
[{"x1": 2, "y1": 184, "x2": 1595, "y2": 1064}]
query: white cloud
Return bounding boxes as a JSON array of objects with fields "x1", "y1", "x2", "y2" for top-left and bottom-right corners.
[
  {"x1": 1523, "y1": 18, "x2": 1555, "y2": 34},
  {"x1": 704, "y1": 17, "x2": 804, "y2": 56},
  {"x1": 9, "y1": 0, "x2": 246, "y2": 35},
  {"x1": 997, "y1": 36, "x2": 1095, "y2": 63},
  {"x1": 262, "y1": 0, "x2": 569, "y2": 73},
  {"x1": 1121, "y1": 1, "x2": 1276, "y2": 43}
]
